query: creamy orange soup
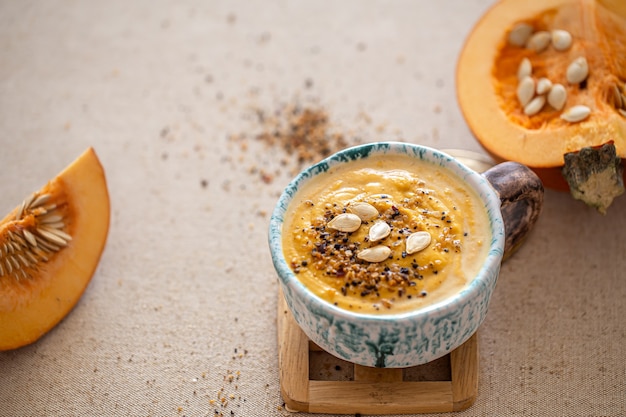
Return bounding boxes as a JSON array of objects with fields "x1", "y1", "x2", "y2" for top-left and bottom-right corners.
[{"x1": 282, "y1": 154, "x2": 492, "y2": 314}]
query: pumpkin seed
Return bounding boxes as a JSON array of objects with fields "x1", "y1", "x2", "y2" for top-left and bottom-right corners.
[
  {"x1": 560, "y1": 105, "x2": 591, "y2": 122},
  {"x1": 523, "y1": 95, "x2": 546, "y2": 116},
  {"x1": 508, "y1": 22, "x2": 534, "y2": 47},
  {"x1": 8, "y1": 255, "x2": 19, "y2": 270},
  {"x1": 22, "y1": 230, "x2": 37, "y2": 247},
  {"x1": 22, "y1": 194, "x2": 35, "y2": 214},
  {"x1": 406, "y1": 232, "x2": 431, "y2": 255},
  {"x1": 614, "y1": 85, "x2": 625, "y2": 109},
  {"x1": 39, "y1": 226, "x2": 72, "y2": 242},
  {"x1": 347, "y1": 202, "x2": 378, "y2": 221},
  {"x1": 357, "y1": 245, "x2": 391, "y2": 263},
  {"x1": 327, "y1": 213, "x2": 361, "y2": 232},
  {"x1": 368, "y1": 221, "x2": 391, "y2": 242},
  {"x1": 36, "y1": 228, "x2": 68, "y2": 247},
  {"x1": 517, "y1": 58, "x2": 532, "y2": 80},
  {"x1": 536, "y1": 77, "x2": 553, "y2": 95},
  {"x1": 39, "y1": 214, "x2": 63, "y2": 224},
  {"x1": 526, "y1": 31, "x2": 551, "y2": 52},
  {"x1": 1, "y1": 193, "x2": 70, "y2": 281},
  {"x1": 566, "y1": 57, "x2": 589, "y2": 84},
  {"x1": 15, "y1": 253, "x2": 28, "y2": 268},
  {"x1": 610, "y1": 84, "x2": 623, "y2": 109},
  {"x1": 29, "y1": 193, "x2": 51, "y2": 209},
  {"x1": 517, "y1": 76, "x2": 535, "y2": 107},
  {"x1": 551, "y1": 29, "x2": 572, "y2": 51},
  {"x1": 547, "y1": 83, "x2": 567, "y2": 110}
]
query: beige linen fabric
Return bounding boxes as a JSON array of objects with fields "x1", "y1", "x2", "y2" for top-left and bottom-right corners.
[{"x1": 0, "y1": 1, "x2": 624, "y2": 416}]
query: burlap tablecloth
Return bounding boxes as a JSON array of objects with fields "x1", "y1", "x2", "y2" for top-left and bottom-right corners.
[{"x1": 1, "y1": 1, "x2": 624, "y2": 416}]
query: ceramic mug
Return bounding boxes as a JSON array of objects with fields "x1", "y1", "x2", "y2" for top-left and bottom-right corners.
[{"x1": 269, "y1": 142, "x2": 543, "y2": 368}]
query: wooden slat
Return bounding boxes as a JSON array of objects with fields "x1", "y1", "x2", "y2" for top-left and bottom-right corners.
[
  {"x1": 308, "y1": 381, "x2": 453, "y2": 414},
  {"x1": 277, "y1": 290, "x2": 479, "y2": 414},
  {"x1": 451, "y1": 333, "x2": 479, "y2": 411},
  {"x1": 277, "y1": 291, "x2": 310, "y2": 412}
]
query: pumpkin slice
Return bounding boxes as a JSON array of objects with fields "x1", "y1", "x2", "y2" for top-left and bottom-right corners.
[
  {"x1": 457, "y1": 0, "x2": 626, "y2": 213},
  {"x1": 0, "y1": 148, "x2": 110, "y2": 350}
]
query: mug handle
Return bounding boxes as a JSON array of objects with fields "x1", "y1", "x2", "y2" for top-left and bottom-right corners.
[{"x1": 482, "y1": 161, "x2": 544, "y2": 260}]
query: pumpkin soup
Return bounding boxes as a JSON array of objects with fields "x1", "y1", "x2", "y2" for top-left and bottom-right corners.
[{"x1": 282, "y1": 153, "x2": 492, "y2": 314}]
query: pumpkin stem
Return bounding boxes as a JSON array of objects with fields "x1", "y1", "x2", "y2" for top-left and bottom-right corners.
[{"x1": 562, "y1": 141, "x2": 625, "y2": 214}]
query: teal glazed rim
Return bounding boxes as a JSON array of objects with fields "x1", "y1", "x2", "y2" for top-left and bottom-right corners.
[{"x1": 269, "y1": 141, "x2": 505, "y2": 368}]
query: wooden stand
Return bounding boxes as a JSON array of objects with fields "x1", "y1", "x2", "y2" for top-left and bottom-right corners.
[{"x1": 277, "y1": 291, "x2": 479, "y2": 414}]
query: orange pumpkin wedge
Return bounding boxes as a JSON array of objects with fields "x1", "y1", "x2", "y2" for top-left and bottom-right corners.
[
  {"x1": 0, "y1": 148, "x2": 110, "y2": 350},
  {"x1": 457, "y1": 0, "x2": 626, "y2": 213}
]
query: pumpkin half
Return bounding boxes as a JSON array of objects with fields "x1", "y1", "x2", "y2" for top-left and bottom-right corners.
[
  {"x1": 0, "y1": 148, "x2": 110, "y2": 350},
  {"x1": 457, "y1": 0, "x2": 626, "y2": 213}
]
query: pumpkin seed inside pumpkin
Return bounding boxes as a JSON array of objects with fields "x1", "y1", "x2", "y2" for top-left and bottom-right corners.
[
  {"x1": 566, "y1": 57, "x2": 589, "y2": 85},
  {"x1": 517, "y1": 57, "x2": 532, "y2": 80},
  {"x1": 536, "y1": 77, "x2": 553, "y2": 95},
  {"x1": 524, "y1": 95, "x2": 546, "y2": 116},
  {"x1": 526, "y1": 31, "x2": 551, "y2": 52},
  {"x1": 610, "y1": 84, "x2": 623, "y2": 109},
  {"x1": 517, "y1": 76, "x2": 535, "y2": 107},
  {"x1": 547, "y1": 84, "x2": 567, "y2": 110},
  {"x1": 508, "y1": 22, "x2": 534, "y2": 47},
  {"x1": 551, "y1": 29, "x2": 572, "y2": 51},
  {"x1": 560, "y1": 105, "x2": 591, "y2": 122}
]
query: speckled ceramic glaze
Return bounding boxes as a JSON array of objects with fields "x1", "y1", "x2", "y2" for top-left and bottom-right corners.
[{"x1": 269, "y1": 142, "x2": 506, "y2": 368}]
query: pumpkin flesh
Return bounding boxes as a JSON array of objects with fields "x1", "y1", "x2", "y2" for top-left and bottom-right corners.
[
  {"x1": 0, "y1": 148, "x2": 110, "y2": 350},
  {"x1": 457, "y1": 0, "x2": 626, "y2": 202}
]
